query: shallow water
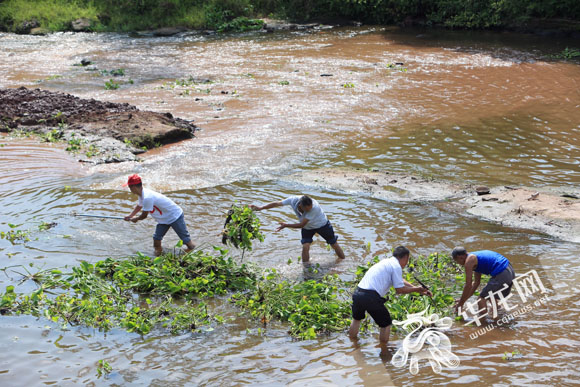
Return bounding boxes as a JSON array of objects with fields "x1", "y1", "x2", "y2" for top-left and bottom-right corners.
[{"x1": 1, "y1": 27, "x2": 580, "y2": 385}]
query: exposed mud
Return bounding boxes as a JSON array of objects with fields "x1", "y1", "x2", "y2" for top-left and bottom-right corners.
[
  {"x1": 284, "y1": 167, "x2": 471, "y2": 202},
  {"x1": 285, "y1": 167, "x2": 580, "y2": 243},
  {"x1": 0, "y1": 87, "x2": 198, "y2": 163},
  {"x1": 460, "y1": 186, "x2": 580, "y2": 243}
]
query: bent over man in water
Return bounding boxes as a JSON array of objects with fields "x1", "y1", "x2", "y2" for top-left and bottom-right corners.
[
  {"x1": 348, "y1": 246, "x2": 432, "y2": 344},
  {"x1": 451, "y1": 247, "x2": 516, "y2": 319},
  {"x1": 123, "y1": 174, "x2": 195, "y2": 256},
  {"x1": 250, "y1": 195, "x2": 345, "y2": 262}
]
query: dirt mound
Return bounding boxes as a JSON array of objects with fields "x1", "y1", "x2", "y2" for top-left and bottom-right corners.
[{"x1": 0, "y1": 87, "x2": 198, "y2": 163}]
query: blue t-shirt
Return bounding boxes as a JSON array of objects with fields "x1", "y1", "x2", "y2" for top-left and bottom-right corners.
[
  {"x1": 281, "y1": 196, "x2": 328, "y2": 230},
  {"x1": 472, "y1": 250, "x2": 509, "y2": 277}
]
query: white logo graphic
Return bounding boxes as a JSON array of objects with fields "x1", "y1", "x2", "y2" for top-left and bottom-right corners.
[{"x1": 391, "y1": 308, "x2": 460, "y2": 375}]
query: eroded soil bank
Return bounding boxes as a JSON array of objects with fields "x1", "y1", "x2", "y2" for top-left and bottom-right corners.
[
  {"x1": 0, "y1": 87, "x2": 198, "y2": 163},
  {"x1": 285, "y1": 167, "x2": 580, "y2": 243}
]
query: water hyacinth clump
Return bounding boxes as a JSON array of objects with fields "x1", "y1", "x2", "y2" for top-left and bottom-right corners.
[
  {"x1": 0, "y1": 250, "x2": 464, "y2": 339},
  {"x1": 0, "y1": 248, "x2": 258, "y2": 335}
]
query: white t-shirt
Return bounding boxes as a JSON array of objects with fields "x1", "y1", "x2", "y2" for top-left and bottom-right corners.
[
  {"x1": 281, "y1": 196, "x2": 328, "y2": 230},
  {"x1": 138, "y1": 188, "x2": 183, "y2": 225},
  {"x1": 358, "y1": 256, "x2": 405, "y2": 297}
]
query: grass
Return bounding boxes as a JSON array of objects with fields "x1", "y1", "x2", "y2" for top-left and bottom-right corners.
[{"x1": 0, "y1": 0, "x2": 99, "y2": 32}]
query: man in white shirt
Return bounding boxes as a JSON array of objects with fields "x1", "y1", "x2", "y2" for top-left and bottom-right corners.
[
  {"x1": 250, "y1": 195, "x2": 345, "y2": 262},
  {"x1": 123, "y1": 174, "x2": 195, "y2": 256},
  {"x1": 348, "y1": 246, "x2": 431, "y2": 344}
]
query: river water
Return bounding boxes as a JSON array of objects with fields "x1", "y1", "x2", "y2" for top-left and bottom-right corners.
[{"x1": 0, "y1": 27, "x2": 579, "y2": 386}]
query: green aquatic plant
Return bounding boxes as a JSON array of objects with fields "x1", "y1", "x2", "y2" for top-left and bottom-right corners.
[
  {"x1": 0, "y1": 249, "x2": 252, "y2": 335},
  {"x1": 222, "y1": 205, "x2": 265, "y2": 253},
  {"x1": 96, "y1": 360, "x2": 112, "y2": 378},
  {"x1": 232, "y1": 269, "x2": 351, "y2": 340},
  {"x1": 278, "y1": 80, "x2": 290, "y2": 85},
  {"x1": 0, "y1": 224, "x2": 31, "y2": 244},
  {"x1": 104, "y1": 79, "x2": 120, "y2": 90},
  {"x1": 342, "y1": 82, "x2": 355, "y2": 88},
  {"x1": 354, "y1": 252, "x2": 463, "y2": 325}
]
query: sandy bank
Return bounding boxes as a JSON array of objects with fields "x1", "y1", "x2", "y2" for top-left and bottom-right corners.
[{"x1": 283, "y1": 167, "x2": 580, "y2": 243}]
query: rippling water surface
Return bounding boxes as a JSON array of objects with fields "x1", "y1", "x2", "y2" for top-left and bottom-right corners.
[{"x1": 1, "y1": 27, "x2": 579, "y2": 386}]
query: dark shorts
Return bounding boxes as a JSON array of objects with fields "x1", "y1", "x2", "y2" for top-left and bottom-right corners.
[
  {"x1": 351, "y1": 287, "x2": 392, "y2": 328},
  {"x1": 480, "y1": 264, "x2": 516, "y2": 299},
  {"x1": 301, "y1": 221, "x2": 338, "y2": 245},
  {"x1": 153, "y1": 213, "x2": 191, "y2": 244}
]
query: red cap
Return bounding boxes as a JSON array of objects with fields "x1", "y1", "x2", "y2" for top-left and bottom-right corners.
[{"x1": 122, "y1": 174, "x2": 142, "y2": 187}]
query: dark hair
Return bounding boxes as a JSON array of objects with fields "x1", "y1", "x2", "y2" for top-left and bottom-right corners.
[
  {"x1": 393, "y1": 246, "x2": 410, "y2": 259},
  {"x1": 299, "y1": 195, "x2": 313, "y2": 207},
  {"x1": 451, "y1": 246, "x2": 467, "y2": 259},
  {"x1": 132, "y1": 182, "x2": 143, "y2": 188}
]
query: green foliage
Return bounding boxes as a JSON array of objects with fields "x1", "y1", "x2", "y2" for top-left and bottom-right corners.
[
  {"x1": 0, "y1": 0, "x2": 99, "y2": 32},
  {"x1": 222, "y1": 205, "x2": 265, "y2": 251},
  {"x1": 278, "y1": 80, "x2": 290, "y2": 85},
  {"x1": 354, "y1": 253, "x2": 462, "y2": 324},
  {"x1": 551, "y1": 47, "x2": 580, "y2": 60},
  {"x1": 2, "y1": 0, "x2": 578, "y2": 33},
  {"x1": 65, "y1": 133, "x2": 84, "y2": 152},
  {"x1": 232, "y1": 270, "x2": 351, "y2": 339},
  {"x1": 104, "y1": 79, "x2": 120, "y2": 90},
  {"x1": 96, "y1": 360, "x2": 112, "y2": 378},
  {"x1": 41, "y1": 129, "x2": 63, "y2": 143},
  {"x1": 0, "y1": 223, "x2": 31, "y2": 244},
  {"x1": 0, "y1": 249, "x2": 252, "y2": 335},
  {"x1": 342, "y1": 82, "x2": 355, "y2": 88}
]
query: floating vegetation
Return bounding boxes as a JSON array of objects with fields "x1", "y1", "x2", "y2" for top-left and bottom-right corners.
[
  {"x1": 0, "y1": 223, "x2": 31, "y2": 244},
  {"x1": 96, "y1": 360, "x2": 112, "y2": 378},
  {"x1": 278, "y1": 80, "x2": 290, "y2": 86},
  {"x1": 342, "y1": 82, "x2": 355, "y2": 88},
  {"x1": 386, "y1": 63, "x2": 408, "y2": 72},
  {"x1": 0, "y1": 249, "x2": 256, "y2": 335},
  {"x1": 232, "y1": 270, "x2": 352, "y2": 340},
  {"x1": 0, "y1": 250, "x2": 464, "y2": 340},
  {"x1": 502, "y1": 348, "x2": 523, "y2": 360},
  {"x1": 104, "y1": 79, "x2": 120, "y2": 90},
  {"x1": 36, "y1": 74, "x2": 63, "y2": 83},
  {"x1": 101, "y1": 68, "x2": 125, "y2": 77}
]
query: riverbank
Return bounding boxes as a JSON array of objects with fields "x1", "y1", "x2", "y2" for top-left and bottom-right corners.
[
  {"x1": 1, "y1": 0, "x2": 578, "y2": 36},
  {"x1": 0, "y1": 87, "x2": 198, "y2": 164},
  {"x1": 284, "y1": 167, "x2": 580, "y2": 243}
]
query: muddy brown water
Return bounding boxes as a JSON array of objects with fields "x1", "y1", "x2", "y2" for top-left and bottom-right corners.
[{"x1": 1, "y1": 28, "x2": 579, "y2": 385}]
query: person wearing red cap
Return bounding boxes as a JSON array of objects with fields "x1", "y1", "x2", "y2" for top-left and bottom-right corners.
[{"x1": 123, "y1": 174, "x2": 195, "y2": 256}]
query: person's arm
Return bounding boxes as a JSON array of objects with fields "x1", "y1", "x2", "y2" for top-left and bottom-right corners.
[
  {"x1": 250, "y1": 201, "x2": 283, "y2": 211},
  {"x1": 455, "y1": 254, "x2": 477, "y2": 310},
  {"x1": 125, "y1": 205, "x2": 143, "y2": 221},
  {"x1": 130, "y1": 210, "x2": 149, "y2": 223},
  {"x1": 395, "y1": 283, "x2": 429, "y2": 295},
  {"x1": 276, "y1": 218, "x2": 308, "y2": 231},
  {"x1": 469, "y1": 272, "x2": 481, "y2": 298}
]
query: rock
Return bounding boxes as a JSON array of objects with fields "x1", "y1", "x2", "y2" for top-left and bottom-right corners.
[
  {"x1": 151, "y1": 27, "x2": 186, "y2": 37},
  {"x1": 0, "y1": 87, "x2": 198, "y2": 164},
  {"x1": 30, "y1": 27, "x2": 50, "y2": 36},
  {"x1": 16, "y1": 19, "x2": 40, "y2": 34},
  {"x1": 71, "y1": 18, "x2": 92, "y2": 32},
  {"x1": 476, "y1": 186, "x2": 491, "y2": 195},
  {"x1": 320, "y1": 74, "x2": 333, "y2": 77},
  {"x1": 80, "y1": 59, "x2": 92, "y2": 66}
]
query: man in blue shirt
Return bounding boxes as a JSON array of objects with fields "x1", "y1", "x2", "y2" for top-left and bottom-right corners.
[
  {"x1": 451, "y1": 247, "x2": 516, "y2": 318},
  {"x1": 250, "y1": 195, "x2": 345, "y2": 262}
]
